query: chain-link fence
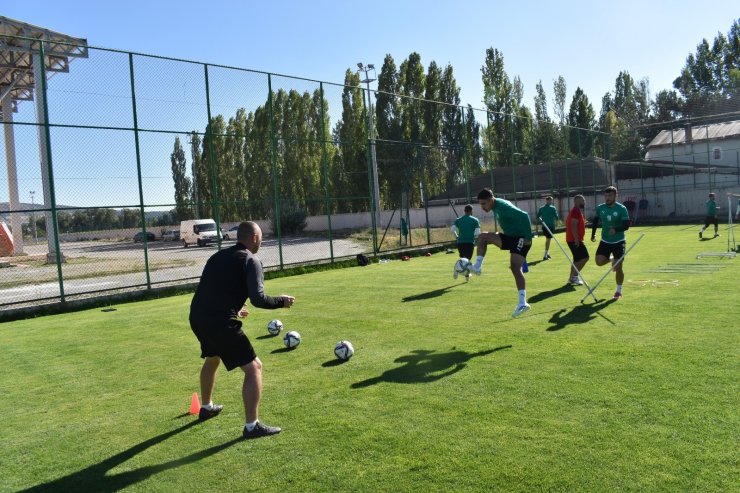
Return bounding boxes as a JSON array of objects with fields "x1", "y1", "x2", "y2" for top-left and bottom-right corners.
[{"x1": 2, "y1": 36, "x2": 739, "y2": 309}]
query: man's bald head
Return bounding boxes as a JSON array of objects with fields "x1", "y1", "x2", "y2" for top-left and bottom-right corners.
[{"x1": 237, "y1": 221, "x2": 262, "y2": 253}]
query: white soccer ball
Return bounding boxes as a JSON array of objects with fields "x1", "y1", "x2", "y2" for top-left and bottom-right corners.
[
  {"x1": 267, "y1": 319, "x2": 283, "y2": 336},
  {"x1": 283, "y1": 330, "x2": 301, "y2": 349},
  {"x1": 334, "y1": 340, "x2": 354, "y2": 361},
  {"x1": 454, "y1": 257, "x2": 471, "y2": 274}
]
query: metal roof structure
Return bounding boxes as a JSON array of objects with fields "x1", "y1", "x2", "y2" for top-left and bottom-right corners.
[
  {"x1": 646, "y1": 120, "x2": 740, "y2": 149},
  {"x1": 0, "y1": 16, "x2": 88, "y2": 118}
]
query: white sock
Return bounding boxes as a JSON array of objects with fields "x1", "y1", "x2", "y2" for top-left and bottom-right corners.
[
  {"x1": 545, "y1": 250, "x2": 549, "y2": 255},
  {"x1": 518, "y1": 289, "x2": 526, "y2": 305},
  {"x1": 616, "y1": 284, "x2": 622, "y2": 293},
  {"x1": 700, "y1": 227, "x2": 705, "y2": 232},
  {"x1": 474, "y1": 255, "x2": 484, "y2": 268},
  {"x1": 246, "y1": 420, "x2": 258, "y2": 431},
  {"x1": 202, "y1": 401, "x2": 213, "y2": 409}
]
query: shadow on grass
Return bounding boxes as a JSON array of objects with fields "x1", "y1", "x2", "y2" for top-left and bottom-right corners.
[
  {"x1": 271, "y1": 346, "x2": 296, "y2": 354},
  {"x1": 402, "y1": 284, "x2": 460, "y2": 302},
  {"x1": 525, "y1": 259, "x2": 545, "y2": 267},
  {"x1": 528, "y1": 283, "x2": 576, "y2": 303},
  {"x1": 351, "y1": 346, "x2": 512, "y2": 388},
  {"x1": 546, "y1": 299, "x2": 616, "y2": 332},
  {"x1": 256, "y1": 333, "x2": 279, "y2": 340},
  {"x1": 19, "y1": 420, "x2": 240, "y2": 493},
  {"x1": 322, "y1": 358, "x2": 350, "y2": 367},
  {"x1": 699, "y1": 235, "x2": 719, "y2": 241}
]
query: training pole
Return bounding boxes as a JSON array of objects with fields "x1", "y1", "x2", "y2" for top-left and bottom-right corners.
[
  {"x1": 580, "y1": 233, "x2": 645, "y2": 303},
  {"x1": 541, "y1": 222, "x2": 597, "y2": 302},
  {"x1": 728, "y1": 193, "x2": 738, "y2": 252}
]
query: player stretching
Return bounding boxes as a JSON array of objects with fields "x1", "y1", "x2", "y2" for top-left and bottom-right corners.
[
  {"x1": 699, "y1": 192, "x2": 719, "y2": 238},
  {"x1": 536, "y1": 196, "x2": 559, "y2": 260},
  {"x1": 590, "y1": 186, "x2": 630, "y2": 300},
  {"x1": 451, "y1": 204, "x2": 481, "y2": 282},
  {"x1": 471, "y1": 188, "x2": 533, "y2": 318}
]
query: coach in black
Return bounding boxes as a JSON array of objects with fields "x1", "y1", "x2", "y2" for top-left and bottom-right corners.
[{"x1": 190, "y1": 221, "x2": 295, "y2": 439}]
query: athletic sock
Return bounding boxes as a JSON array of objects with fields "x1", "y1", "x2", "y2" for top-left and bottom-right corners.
[
  {"x1": 518, "y1": 289, "x2": 526, "y2": 305},
  {"x1": 474, "y1": 255, "x2": 484, "y2": 268},
  {"x1": 616, "y1": 284, "x2": 622, "y2": 294},
  {"x1": 202, "y1": 402, "x2": 214, "y2": 410},
  {"x1": 246, "y1": 420, "x2": 258, "y2": 432}
]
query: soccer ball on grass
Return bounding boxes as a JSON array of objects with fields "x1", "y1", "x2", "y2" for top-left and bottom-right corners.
[
  {"x1": 283, "y1": 330, "x2": 301, "y2": 349},
  {"x1": 267, "y1": 319, "x2": 283, "y2": 336},
  {"x1": 454, "y1": 258, "x2": 471, "y2": 275},
  {"x1": 334, "y1": 340, "x2": 354, "y2": 361}
]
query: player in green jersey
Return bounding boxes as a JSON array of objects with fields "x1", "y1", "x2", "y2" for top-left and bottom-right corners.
[
  {"x1": 590, "y1": 186, "x2": 630, "y2": 300},
  {"x1": 451, "y1": 204, "x2": 481, "y2": 281},
  {"x1": 536, "y1": 196, "x2": 559, "y2": 260},
  {"x1": 699, "y1": 192, "x2": 719, "y2": 239},
  {"x1": 472, "y1": 188, "x2": 533, "y2": 318}
]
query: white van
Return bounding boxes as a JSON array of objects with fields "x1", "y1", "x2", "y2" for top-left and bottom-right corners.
[{"x1": 180, "y1": 219, "x2": 219, "y2": 247}]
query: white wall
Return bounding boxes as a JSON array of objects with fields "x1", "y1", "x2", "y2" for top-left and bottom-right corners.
[{"x1": 646, "y1": 140, "x2": 740, "y2": 167}]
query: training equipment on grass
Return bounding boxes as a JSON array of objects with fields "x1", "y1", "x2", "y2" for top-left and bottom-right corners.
[
  {"x1": 454, "y1": 257, "x2": 471, "y2": 275},
  {"x1": 541, "y1": 222, "x2": 596, "y2": 302},
  {"x1": 267, "y1": 319, "x2": 283, "y2": 336},
  {"x1": 334, "y1": 340, "x2": 354, "y2": 360},
  {"x1": 283, "y1": 330, "x2": 301, "y2": 349},
  {"x1": 580, "y1": 233, "x2": 645, "y2": 303},
  {"x1": 189, "y1": 392, "x2": 201, "y2": 415}
]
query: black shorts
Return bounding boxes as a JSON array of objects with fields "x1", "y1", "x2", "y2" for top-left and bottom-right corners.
[
  {"x1": 704, "y1": 216, "x2": 718, "y2": 228},
  {"x1": 190, "y1": 317, "x2": 257, "y2": 371},
  {"x1": 596, "y1": 241, "x2": 626, "y2": 260},
  {"x1": 499, "y1": 233, "x2": 531, "y2": 258},
  {"x1": 457, "y1": 243, "x2": 475, "y2": 261},
  {"x1": 567, "y1": 242, "x2": 590, "y2": 262},
  {"x1": 541, "y1": 225, "x2": 554, "y2": 238}
]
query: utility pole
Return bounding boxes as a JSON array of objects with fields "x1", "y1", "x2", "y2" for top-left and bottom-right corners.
[
  {"x1": 187, "y1": 131, "x2": 200, "y2": 219},
  {"x1": 357, "y1": 62, "x2": 381, "y2": 232},
  {"x1": 29, "y1": 190, "x2": 37, "y2": 243}
]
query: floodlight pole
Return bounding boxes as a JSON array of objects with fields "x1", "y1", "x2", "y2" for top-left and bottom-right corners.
[{"x1": 358, "y1": 63, "x2": 381, "y2": 237}]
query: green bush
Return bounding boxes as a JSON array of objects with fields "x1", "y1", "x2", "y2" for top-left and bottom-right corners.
[{"x1": 271, "y1": 200, "x2": 308, "y2": 235}]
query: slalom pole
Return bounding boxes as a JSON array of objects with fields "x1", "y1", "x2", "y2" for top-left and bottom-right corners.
[
  {"x1": 580, "y1": 233, "x2": 645, "y2": 304},
  {"x1": 541, "y1": 222, "x2": 597, "y2": 303}
]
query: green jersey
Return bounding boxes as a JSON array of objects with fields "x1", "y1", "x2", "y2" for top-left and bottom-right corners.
[
  {"x1": 706, "y1": 199, "x2": 717, "y2": 217},
  {"x1": 454, "y1": 214, "x2": 480, "y2": 244},
  {"x1": 493, "y1": 198, "x2": 532, "y2": 239},
  {"x1": 595, "y1": 202, "x2": 630, "y2": 243},
  {"x1": 537, "y1": 204, "x2": 558, "y2": 228}
]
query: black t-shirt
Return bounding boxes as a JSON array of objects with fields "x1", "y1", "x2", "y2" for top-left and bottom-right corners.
[{"x1": 190, "y1": 243, "x2": 283, "y2": 321}]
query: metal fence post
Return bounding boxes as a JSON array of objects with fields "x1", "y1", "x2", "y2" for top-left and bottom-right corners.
[
  {"x1": 128, "y1": 53, "x2": 151, "y2": 289},
  {"x1": 203, "y1": 64, "x2": 223, "y2": 250},
  {"x1": 37, "y1": 41, "x2": 65, "y2": 301},
  {"x1": 360, "y1": 86, "x2": 377, "y2": 254},
  {"x1": 318, "y1": 82, "x2": 334, "y2": 262},
  {"x1": 267, "y1": 74, "x2": 284, "y2": 268}
]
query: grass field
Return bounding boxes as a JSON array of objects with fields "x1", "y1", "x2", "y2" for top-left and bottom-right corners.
[{"x1": 1, "y1": 225, "x2": 737, "y2": 492}]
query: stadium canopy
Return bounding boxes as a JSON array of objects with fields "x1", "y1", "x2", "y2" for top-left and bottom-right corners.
[{"x1": 0, "y1": 16, "x2": 87, "y2": 258}]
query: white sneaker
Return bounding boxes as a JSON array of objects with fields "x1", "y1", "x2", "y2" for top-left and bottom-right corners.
[
  {"x1": 470, "y1": 264, "x2": 482, "y2": 276},
  {"x1": 465, "y1": 273, "x2": 470, "y2": 283},
  {"x1": 512, "y1": 303, "x2": 531, "y2": 318},
  {"x1": 569, "y1": 276, "x2": 583, "y2": 285}
]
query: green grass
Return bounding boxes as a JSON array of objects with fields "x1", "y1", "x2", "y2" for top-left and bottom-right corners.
[{"x1": 1, "y1": 225, "x2": 737, "y2": 492}]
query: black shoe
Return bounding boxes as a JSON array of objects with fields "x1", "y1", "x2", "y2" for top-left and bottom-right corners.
[
  {"x1": 198, "y1": 404, "x2": 223, "y2": 421},
  {"x1": 243, "y1": 421, "x2": 282, "y2": 439},
  {"x1": 699, "y1": 231, "x2": 702, "y2": 239}
]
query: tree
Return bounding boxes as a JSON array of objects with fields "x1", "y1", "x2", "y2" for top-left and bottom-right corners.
[
  {"x1": 440, "y1": 64, "x2": 465, "y2": 193},
  {"x1": 481, "y1": 48, "x2": 513, "y2": 167},
  {"x1": 170, "y1": 136, "x2": 192, "y2": 222},
  {"x1": 533, "y1": 80, "x2": 552, "y2": 163},
  {"x1": 567, "y1": 87, "x2": 596, "y2": 157},
  {"x1": 332, "y1": 69, "x2": 367, "y2": 212},
  {"x1": 553, "y1": 75, "x2": 568, "y2": 159}
]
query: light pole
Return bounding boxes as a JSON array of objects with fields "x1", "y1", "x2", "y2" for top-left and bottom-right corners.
[
  {"x1": 29, "y1": 190, "x2": 37, "y2": 244},
  {"x1": 186, "y1": 132, "x2": 200, "y2": 219},
  {"x1": 357, "y1": 62, "x2": 381, "y2": 237}
]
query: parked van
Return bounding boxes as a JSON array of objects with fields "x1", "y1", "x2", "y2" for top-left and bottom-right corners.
[{"x1": 180, "y1": 219, "x2": 219, "y2": 247}]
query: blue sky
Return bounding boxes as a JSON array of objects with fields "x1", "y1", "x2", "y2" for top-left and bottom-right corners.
[{"x1": 2, "y1": 0, "x2": 738, "y2": 208}]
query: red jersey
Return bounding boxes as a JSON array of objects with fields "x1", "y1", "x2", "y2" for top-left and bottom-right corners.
[{"x1": 565, "y1": 206, "x2": 585, "y2": 242}]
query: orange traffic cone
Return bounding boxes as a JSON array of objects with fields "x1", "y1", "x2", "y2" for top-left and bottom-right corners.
[{"x1": 189, "y1": 392, "x2": 201, "y2": 415}]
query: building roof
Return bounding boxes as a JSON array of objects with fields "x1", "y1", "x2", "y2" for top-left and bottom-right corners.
[
  {"x1": 647, "y1": 120, "x2": 740, "y2": 149},
  {"x1": 0, "y1": 16, "x2": 88, "y2": 118}
]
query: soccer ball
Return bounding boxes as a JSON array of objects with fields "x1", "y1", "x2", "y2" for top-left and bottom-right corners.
[
  {"x1": 334, "y1": 340, "x2": 354, "y2": 361},
  {"x1": 283, "y1": 330, "x2": 301, "y2": 349},
  {"x1": 267, "y1": 319, "x2": 283, "y2": 336},
  {"x1": 454, "y1": 257, "x2": 471, "y2": 274}
]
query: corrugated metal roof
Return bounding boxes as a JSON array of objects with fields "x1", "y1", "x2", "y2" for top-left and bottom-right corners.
[{"x1": 646, "y1": 120, "x2": 740, "y2": 148}]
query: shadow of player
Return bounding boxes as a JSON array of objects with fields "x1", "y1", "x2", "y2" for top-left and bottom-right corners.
[
  {"x1": 351, "y1": 345, "x2": 512, "y2": 388},
  {"x1": 528, "y1": 283, "x2": 576, "y2": 304},
  {"x1": 546, "y1": 299, "x2": 616, "y2": 332}
]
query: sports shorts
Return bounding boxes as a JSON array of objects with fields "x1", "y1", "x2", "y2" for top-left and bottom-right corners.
[
  {"x1": 457, "y1": 243, "x2": 475, "y2": 261},
  {"x1": 541, "y1": 225, "x2": 555, "y2": 238},
  {"x1": 190, "y1": 317, "x2": 257, "y2": 371},
  {"x1": 704, "y1": 216, "x2": 718, "y2": 228},
  {"x1": 596, "y1": 240, "x2": 626, "y2": 260},
  {"x1": 567, "y1": 241, "x2": 589, "y2": 262},
  {"x1": 499, "y1": 233, "x2": 531, "y2": 259}
]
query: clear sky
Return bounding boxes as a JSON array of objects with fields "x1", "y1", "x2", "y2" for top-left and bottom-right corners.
[{"x1": 2, "y1": 1, "x2": 738, "y2": 209}]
